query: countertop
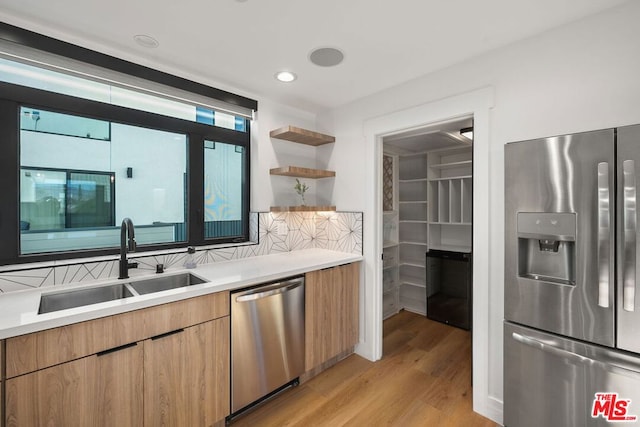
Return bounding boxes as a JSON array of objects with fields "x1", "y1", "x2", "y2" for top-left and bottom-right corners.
[{"x1": 0, "y1": 248, "x2": 363, "y2": 339}]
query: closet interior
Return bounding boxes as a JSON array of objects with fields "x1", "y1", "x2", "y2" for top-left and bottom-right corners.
[{"x1": 382, "y1": 118, "x2": 473, "y2": 329}]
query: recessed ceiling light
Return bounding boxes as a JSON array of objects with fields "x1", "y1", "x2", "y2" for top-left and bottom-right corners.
[
  {"x1": 133, "y1": 34, "x2": 159, "y2": 49},
  {"x1": 309, "y1": 47, "x2": 344, "y2": 67},
  {"x1": 275, "y1": 71, "x2": 297, "y2": 83},
  {"x1": 460, "y1": 127, "x2": 473, "y2": 140}
]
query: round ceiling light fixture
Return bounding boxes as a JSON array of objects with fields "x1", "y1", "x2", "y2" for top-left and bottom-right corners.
[
  {"x1": 309, "y1": 47, "x2": 344, "y2": 67},
  {"x1": 133, "y1": 34, "x2": 159, "y2": 49},
  {"x1": 275, "y1": 71, "x2": 297, "y2": 83}
]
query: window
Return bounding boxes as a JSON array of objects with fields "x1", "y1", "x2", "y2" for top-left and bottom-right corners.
[
  {"x1": 19, "y1": 106, "x2": 189, "y2": 255},
  {"x1": 0, "y1": 63, "x2": 251, "y2": 264},
  {"x1": 0, "y1": 57, "x2": 249, "y2": 132},
  {"x1": 204, "y1": 141, "x2": 247, "y2": 239},
  {"x1": 20, "y1": 168, "x2": 115, "y2": 230}
]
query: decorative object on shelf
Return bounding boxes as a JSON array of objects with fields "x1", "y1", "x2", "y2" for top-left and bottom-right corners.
[{"x1": 294, "y1": 178, "x2": 309, "y2": 206}]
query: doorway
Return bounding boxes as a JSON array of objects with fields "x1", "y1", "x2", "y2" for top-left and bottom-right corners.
[
  {"x1": 361, "y1": 87, "x2": 495, "y2": 420},
  {"x1": 381, "y1": 116, "x2": 473, "y2": 337}
]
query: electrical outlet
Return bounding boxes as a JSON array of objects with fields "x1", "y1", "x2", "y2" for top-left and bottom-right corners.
[{"x1": 277, "y1": 222, "x2": 288, "y2": 236}]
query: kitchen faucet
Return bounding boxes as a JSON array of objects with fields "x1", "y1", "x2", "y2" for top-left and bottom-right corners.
[{"x1": 119, "y1": 217, "x2": 138, "y2": 279}]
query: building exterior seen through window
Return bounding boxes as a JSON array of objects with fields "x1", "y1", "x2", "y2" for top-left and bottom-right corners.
[
  {"x1": 19, "y1": 106, "x2": 188, "y2": 254},
  {"x1": 0, "y1": 54, "x2": 250, "y2": 263}
]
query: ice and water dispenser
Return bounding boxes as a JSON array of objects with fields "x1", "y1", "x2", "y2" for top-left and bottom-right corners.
[{"x1": 517, "y1": 212, "x2": 576, "y2": 286}]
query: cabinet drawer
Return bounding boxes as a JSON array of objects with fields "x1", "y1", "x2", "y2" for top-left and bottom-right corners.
[{"x1": 6, "y1": 291, "x2": 229, "y2": 378}]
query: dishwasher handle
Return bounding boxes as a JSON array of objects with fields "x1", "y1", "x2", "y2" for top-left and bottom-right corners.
[{"x1": 234, "y1": 277, "x2": 304, "y2": 302}]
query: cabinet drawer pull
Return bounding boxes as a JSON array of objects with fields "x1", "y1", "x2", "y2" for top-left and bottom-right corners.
[
  {"x1": 151, "y1": 328, "x2": 184, "y2": 341},
  {"x1": 96, "y1": 342, "x2": 137, "y2": 357}
]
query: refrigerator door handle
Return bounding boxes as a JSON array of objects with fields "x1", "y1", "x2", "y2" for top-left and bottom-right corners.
[
  {"x1": 512, "y1": 332, "x2": 640, "y2": 379},
  {"x1": 597, "y1": 162, "x2": 611, "y2": 307},
  {"x1": 622, "y1": 160, "x2": 637, "y2": 312}
]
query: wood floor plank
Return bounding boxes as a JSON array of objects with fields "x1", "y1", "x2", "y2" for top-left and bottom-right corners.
[
  {"x1": 395, "y1": 399, "x2": 445, "y2": 426},
  {"x1": 305, "y1": 354, "x2": 373, "y2": 398},
  {"x1": 232, "y1": 385, "x2": 327, "y2": 427},
  {"x1": 232, "y1": 310, "x2": 497, "y2": 427}
]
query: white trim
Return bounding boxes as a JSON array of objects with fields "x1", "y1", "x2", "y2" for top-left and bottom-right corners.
[{"x1": 361, "y1": 86, "x2": 498, "y2": 422}]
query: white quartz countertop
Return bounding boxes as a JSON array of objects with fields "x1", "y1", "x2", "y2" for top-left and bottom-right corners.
[{"x1": 0, "y1": 249, "x2": 363, "y2": 339}]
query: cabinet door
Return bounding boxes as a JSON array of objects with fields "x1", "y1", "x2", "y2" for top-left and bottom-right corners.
[
  {"x1": 5, "y1": 342, "x2": 143, "y2": 427},
  {"x1": 144, "y1": 316, "x2": 230, "y2": 426},
  {"x1": 305, "y1": 262, "x2": 360, "y2": 370},
  {"x1": 89, "y1": 343, "x2": 144, "y2": 426}
]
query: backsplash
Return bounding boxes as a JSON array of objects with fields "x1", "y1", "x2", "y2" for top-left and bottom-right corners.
[{"x1": 0, "y1": 211, "x2": 363, "y2": 294}]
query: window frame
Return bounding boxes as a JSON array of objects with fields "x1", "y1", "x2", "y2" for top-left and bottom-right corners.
[
  {"x1": 0, "y1": 81, "x2": 251, "y2": 265},
  {"x1": 0, "y1": 22, "x2": 257, "y2": 113},
  {"x1": 20, "y1": 165, "x2": 117, "y2": 230}
]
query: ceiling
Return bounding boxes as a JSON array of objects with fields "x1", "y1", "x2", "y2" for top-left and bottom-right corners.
[
  {"x1": 0, "y1": 0, "x2": 630, "y2": 114},
  {"x1": 383, "y1": 117, "x2": 473, "y2": 155}
]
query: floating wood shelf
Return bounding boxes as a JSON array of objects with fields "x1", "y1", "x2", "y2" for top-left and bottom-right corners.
[
  {"x1": 270, "y1": 166, "x2": 336, "y2": 179},
  {"x1": 270, "y1": 205, "x2": 337, "y2": 213},
  {"x1": 270, "y1": 126, "x2": 335, "y2": 146}
]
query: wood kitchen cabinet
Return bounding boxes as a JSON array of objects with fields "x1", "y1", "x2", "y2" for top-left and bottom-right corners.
[
  {"x1": 144, "y1": 316, "x2": 229, "y2": 427},
  {"x1": 3, "y1": 291, "x2": 230, "y2": 427},
  {"x1": 5, "y1": 291, "x2": 227, "y2": 378},
  {"x1": 5, "y1": 342, "x2": 143, "y2": 427},
  {"x1": 305, "y1": 262, "x2": 360, "y2": 370}
]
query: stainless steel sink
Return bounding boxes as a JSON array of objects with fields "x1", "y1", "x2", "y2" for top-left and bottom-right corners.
[
  {"x1": 128, "y1": 273, "x2": 205, "y2": 295},
  {"x1": 38, "y1": 273, "x2": 207, "y2": 315},
  {"x1": 39, "y1": 283, "x2": 135, "y2": 314}
]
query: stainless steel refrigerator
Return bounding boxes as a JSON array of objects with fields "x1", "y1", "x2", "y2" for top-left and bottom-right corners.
[{"x1": 504, "y1": 125, "x2": 640, "y2": 427}]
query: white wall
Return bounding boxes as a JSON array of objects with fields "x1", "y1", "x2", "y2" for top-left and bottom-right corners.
[
  {"x1": 317, "y1": 2, "x2": 640, "y2": 424},
  {"x1": 250, "y1": 99, "x2": 323, "y2": 210}
]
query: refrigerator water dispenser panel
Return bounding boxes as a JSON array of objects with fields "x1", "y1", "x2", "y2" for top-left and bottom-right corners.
[{"x1": 517, "y1": 212, "x2": 576, "y2": 285}]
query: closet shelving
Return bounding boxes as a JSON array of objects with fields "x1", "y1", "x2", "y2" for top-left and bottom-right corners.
[
  {"x1": 382, "y1": 154, "x2": 400, "y2": 319},
  {"x1": 427, "y1": 146, "x2": 472, "y2": 252},
  {"x1": 398, "y1": 154, "x2": 428, "y2": 315}
]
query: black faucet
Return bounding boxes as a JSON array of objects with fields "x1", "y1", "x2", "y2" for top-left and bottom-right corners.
[{"x1": 119, "y1": 217, "x2": 138, "y2": 279}]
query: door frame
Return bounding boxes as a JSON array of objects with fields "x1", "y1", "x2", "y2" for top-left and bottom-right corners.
[{"x1": 361, "y1": 86, "x2": 498, "y2": 420}]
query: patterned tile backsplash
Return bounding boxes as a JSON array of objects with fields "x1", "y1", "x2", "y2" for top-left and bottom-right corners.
[{"x1": 0, "y1": 211, "x2": 363, "y2": 294}]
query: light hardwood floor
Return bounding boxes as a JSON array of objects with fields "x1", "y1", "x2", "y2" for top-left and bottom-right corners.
[{"x1": 232, "y1": 310, "x2": 497, "y2": 427}]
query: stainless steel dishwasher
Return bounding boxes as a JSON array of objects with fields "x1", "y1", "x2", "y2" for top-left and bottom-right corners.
[{"x1": 230, "y1": 276, "x2": 305, "y2": 415}]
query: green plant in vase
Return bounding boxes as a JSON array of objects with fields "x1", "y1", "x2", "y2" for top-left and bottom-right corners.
[{"x1": 294, "y1": 178, "x2": 309, "y2": 206}]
